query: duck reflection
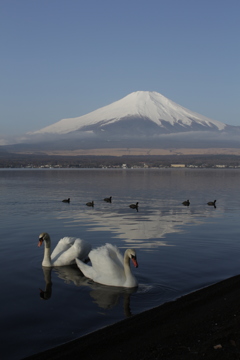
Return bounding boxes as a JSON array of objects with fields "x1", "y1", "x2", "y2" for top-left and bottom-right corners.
[{"x1": 39, "y1": 265, "x2": 136, "y2": 316}]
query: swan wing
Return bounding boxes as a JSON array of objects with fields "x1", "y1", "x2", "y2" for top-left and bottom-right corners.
[
  {"x1": 52, "y1": 238, "x2": 91, "y2": 266},
  {"x1": 106, "y1": 243, "x2": 125, "y2": 267},
  {"x1": 75, "y1": 239, "x2": 92, "y2": 260},
  {"x1": 51, "y1": 237, "x2": 76, "y2": 260},
  {"x1": 75, "y1": 258, "x2": 97, "y2": 280},
  {"x1": 76, "y1": 244, "x2": 127, "y2": 286},
  {"x1": 90, "y1": 244, "x2": 124, "y2": 275}
]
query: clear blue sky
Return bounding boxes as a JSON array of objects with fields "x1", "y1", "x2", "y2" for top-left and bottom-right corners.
[{"x1": 1, "y1": 0, "x2": 240, "y2": 137}]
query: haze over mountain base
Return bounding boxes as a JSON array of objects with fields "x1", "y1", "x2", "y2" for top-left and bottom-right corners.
[
  {"x1": 4, "y1": 147, "x2": 240, "y2": 157},
  {"x1": 2, "y1": 129, "x2": 240, "y2": 156},
  {"x1": 41, "y1": 148, "x2": 240, "y2": 157}
]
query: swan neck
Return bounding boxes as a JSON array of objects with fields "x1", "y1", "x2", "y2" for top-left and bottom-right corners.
[
  {"x1": 42, "y1": 240, "x2": 52, "y2": 267},
  {"x1": 123, "y1": 249, "x2": 138, "y2": 288},
  {"x1": 123, "y1": 252, "x2": 131, "y2": 275}
]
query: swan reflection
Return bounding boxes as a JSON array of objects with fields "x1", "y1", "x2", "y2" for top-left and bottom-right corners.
[
  {"x1": 39, "y1": 266, "x2": 136, "y2": 316},
  {"x1": 87, "y1": 282, "x2": 136, "y2": 317},
  {"x1": 55, "y1": 265, "x2": 137, "y2": 316},
  {"x1": 39, "y1": 267, "x2": 52, "y2": 300}
]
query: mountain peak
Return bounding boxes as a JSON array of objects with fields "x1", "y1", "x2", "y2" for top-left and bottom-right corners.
[{"x1": 29, "y1": 91, "x2": 226, "y2": 136}]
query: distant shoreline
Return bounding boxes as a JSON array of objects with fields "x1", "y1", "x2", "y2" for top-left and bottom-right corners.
[
  {"x1": 2, "y1": 149, "x2": 240, "y2": 169},
  {"x1": 8, "y1": 148, "x2": 240, "y2": 156}
]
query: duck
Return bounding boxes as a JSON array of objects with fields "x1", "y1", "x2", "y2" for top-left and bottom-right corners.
[
  {"x1": 129, "y1": 202, "x2": 139, "y2": 209},
  {"x1": 207, "y1": 200, "x2": 217, "y2": 207},
  {"x1": 38, "y1": 232, "x2": 92, "y2": 267},
  {"x1": 62, "y1": 198, "x2": 70, "y2": 203},
  {"x1": 182, "y1": 200, "x2": 190, "y2": 206},
  {"x1": 104, "y1": 196, "x2": 112, "y2": 203},
  {"x1": 86, "y1": 201, "x2": 94, "y2": 207},
  {"x1": 75, "y1": 243, "x2": 138, "y2": 288}
]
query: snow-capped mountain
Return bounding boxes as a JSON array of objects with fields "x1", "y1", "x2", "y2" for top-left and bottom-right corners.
[
  {"x1": 4, "y1": 91, "x2": 240, "y2": 154},
  {"x1": 29, "y1": 91, "x2": 227, "y2": 137}
]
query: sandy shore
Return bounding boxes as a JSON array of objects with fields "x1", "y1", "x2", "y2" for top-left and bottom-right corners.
[{"x1": 23, "y1": 275, "x2": 240, "y2": 360}]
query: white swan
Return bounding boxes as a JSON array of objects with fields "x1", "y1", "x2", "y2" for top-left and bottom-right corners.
[
  {"x1": 38, "y1": 232, "x2": 92, "y2": 267},
  {"x1": 75, "y1": 243, "x2": 138, "y2": 288}
]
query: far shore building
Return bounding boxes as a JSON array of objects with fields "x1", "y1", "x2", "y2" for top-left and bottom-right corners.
[{"x1": 170, "y1": 164, "x2": 186, "y2": 168}]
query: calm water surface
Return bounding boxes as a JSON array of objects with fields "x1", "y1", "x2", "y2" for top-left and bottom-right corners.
[{"x1": 1, "y1": 168, "x2": 240, "y2": 359}]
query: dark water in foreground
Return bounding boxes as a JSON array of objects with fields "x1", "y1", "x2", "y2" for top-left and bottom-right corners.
[{"x1": 1, "y1": 168, "x2": 240, "y2": 359}]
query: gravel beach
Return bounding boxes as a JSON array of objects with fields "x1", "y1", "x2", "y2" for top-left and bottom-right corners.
[{"x1": 23, "y1": 275, "x2": 240, "y2": 360}]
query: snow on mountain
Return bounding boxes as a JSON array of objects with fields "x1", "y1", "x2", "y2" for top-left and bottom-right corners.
[{"x1": 29, "y1": 91, "x2": 226, "y2": 136}]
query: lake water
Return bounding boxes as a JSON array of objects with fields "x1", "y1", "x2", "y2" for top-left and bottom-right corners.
[{"x1": 1, "y1": 168, "x2": 240, "y2": 359}]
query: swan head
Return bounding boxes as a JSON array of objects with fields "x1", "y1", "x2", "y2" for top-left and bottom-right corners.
[
  {"x1": 38, "y1": 232, "x2": 50, "y2": 248},
  {"x1": 126, "y1": 249, "x2": 138, "y2": 268}
]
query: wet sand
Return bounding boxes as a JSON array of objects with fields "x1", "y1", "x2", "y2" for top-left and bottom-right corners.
[{"x1": 23, "y1": 275, "x2": 240, "y2": 360}]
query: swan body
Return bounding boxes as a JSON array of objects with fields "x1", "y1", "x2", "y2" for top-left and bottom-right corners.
[
  {"x1": 182, "y1": 200, "x2": 190, "y2": 206},
  {"x1": 104, "y1": 196, "x2": 112, "y2": 203},
  {"x1": 75, "y1": 243, "x2": 138, "y2": 288},
  {"x1": 38, "y1": 232, "x2": 92, "y2": 267},
  {"x1": 62, "y1": 198, "x2": 70, "y2": 203}
]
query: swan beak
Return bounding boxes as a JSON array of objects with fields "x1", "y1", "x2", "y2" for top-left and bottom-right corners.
[
  {"x1": 131, "y1": 256, "x2": 138, "y2": 268},
  {"x1": 38, "y1": 239, "x2": 43, "y2": 247}
]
